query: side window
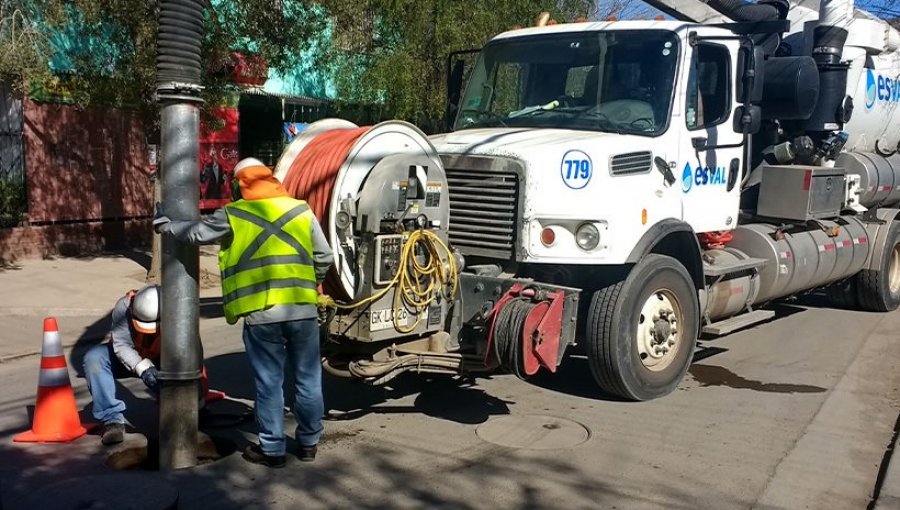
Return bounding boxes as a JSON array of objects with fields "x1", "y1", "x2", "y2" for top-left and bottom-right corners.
[{"x1": 686, "y1": 44, "x2": 731, "y2": 130}]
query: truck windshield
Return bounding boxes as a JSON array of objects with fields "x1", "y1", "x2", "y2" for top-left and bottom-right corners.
[{"x1": 453, "y1": 30, "x2": 680, "y2": 136}]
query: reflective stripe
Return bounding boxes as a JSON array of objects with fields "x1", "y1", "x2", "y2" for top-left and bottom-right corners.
[
  {"x1": 39, "y1": 367, "x2": 71, "y2": 387},
  {"x1": 227, "y1": 204, "x2": 312, "y2": 266},
  {"x1": 221, "y1": 254, "x2": 314, "y2": 280},
  {"x1": 222, "y1": 278, "x2": 318, "y2": 304},
  {"x1": 41, "y1": 331, "x2": 63, "y2": 357},
  {"x1": 40, "y1": 356, "x2": 68, "y2": 370}
]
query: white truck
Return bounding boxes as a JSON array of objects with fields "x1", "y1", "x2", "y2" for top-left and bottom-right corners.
[{"x1": 276, "y1": 0, "x2": 900, "y2": 401}]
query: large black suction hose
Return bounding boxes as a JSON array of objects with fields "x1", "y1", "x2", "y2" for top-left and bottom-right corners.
[{"x1": 157, "y1": 0, "x2": 205, "y2": 91}]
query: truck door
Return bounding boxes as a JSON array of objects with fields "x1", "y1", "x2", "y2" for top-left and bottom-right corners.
[
  {"x1": 445, "y1": 49, "x2": 481, "y2": 131},
  {"x1": 679, "y1": 40, "x2": 743, "y2": 233}
]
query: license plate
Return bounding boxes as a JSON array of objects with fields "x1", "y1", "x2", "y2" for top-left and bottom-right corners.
[{"x1": 369, "y1": 307, "x2": 413, "y2": 332}]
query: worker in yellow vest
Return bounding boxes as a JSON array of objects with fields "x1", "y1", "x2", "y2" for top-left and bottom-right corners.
[{"x1": 154, "y1": 158, "x2": 334, "y2": 468}]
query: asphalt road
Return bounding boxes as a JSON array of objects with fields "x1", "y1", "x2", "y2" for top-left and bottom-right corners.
[{"x1": 1, "y1": 296, "x2": 899, "y2": 509}]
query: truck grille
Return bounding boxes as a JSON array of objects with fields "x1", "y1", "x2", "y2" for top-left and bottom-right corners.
[
  {"x1": 610, "y1": 151, "x2": 652, "y2": 175},
  {"x1": 443, "y1": 159, "x2": 521, "y2": 259}
]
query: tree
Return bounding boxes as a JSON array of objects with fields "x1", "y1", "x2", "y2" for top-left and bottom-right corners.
[
  {"x1": 317, "y1": 0, "x2": 654, "y2": 129},
  {"x1": 1, "y1": 0, "x2": 324, "y2": 125}
]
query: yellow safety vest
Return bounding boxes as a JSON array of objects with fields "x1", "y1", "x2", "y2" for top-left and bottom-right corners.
[{"x1": 219, "y1": 196, "x2": 319, "y2": 324}]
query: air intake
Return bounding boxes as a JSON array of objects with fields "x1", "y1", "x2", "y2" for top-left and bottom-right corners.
[{"x1": 610, "y1": 151, "x2": 653, "y2": 175}]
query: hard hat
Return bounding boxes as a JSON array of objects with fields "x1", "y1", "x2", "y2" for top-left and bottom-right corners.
[
  {"x1": 234, "y1": 158, "x2": 266, "y2": 177},
  {"x1": 131, "y1": 285, "x2": 160, "y2": 334}
]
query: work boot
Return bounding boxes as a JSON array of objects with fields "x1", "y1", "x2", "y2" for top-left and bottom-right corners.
[
  {"x1": 242, "y1": 444, "x2": 286, "y2": 468},
  {"x1": 297, "y1": 444, "x2": 317, "y2": 462},
  {"x1": 100, "y1": 423, "x2": 125, "y2": 445}
]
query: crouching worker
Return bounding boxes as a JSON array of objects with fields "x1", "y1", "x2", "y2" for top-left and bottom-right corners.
[
  {"x1": 154, "y1": 158, "x2": 334, "y2": 468},
  {"x1": 82, "y1": 285, "x2": 163, "y2": 445}
]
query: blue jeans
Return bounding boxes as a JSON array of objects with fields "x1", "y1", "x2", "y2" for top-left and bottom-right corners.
[
  {"x1": 243, "y1": 318, "x2": 323, "y2": 456},
  {"x1": 83, "y1": 343, "x2": 132, "y2": 425}
]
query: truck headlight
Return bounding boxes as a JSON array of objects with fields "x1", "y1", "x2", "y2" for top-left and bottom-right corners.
[{"x1": 575, "y1": 222, "x2": 601, "y2": 250}]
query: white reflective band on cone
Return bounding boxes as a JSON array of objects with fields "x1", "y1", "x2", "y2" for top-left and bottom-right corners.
[
  {"x1": 39, "y1": 367, "x2": 72, "y2": 387},
  {"x1": 41, "y1": 332, "x2": 63, "y2": 357}
]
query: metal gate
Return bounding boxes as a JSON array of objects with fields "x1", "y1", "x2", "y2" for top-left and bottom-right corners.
[{"x1": 0, "y1": 84, "x2": 25, "y2": 226}]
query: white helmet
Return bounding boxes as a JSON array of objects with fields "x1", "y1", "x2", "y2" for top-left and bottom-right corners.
[
  {"x1": 131, "y1": 285, "x2": 160, "y2": 334},
  {"x1": 234, "y1": 157, "x2": 266, "y2": 177}
]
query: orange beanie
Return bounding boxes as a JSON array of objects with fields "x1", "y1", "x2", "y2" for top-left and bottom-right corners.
[{"x1": 235, "y1": 162, "x2": 290, "y2": 201}]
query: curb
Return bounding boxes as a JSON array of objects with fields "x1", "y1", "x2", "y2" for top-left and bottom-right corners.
[
  {"x1": 0, "y1": 337, "x2": 104, "y2": 364},
  {"x1": 0, "y1": 308, "x2": 110, "y2": 317}
]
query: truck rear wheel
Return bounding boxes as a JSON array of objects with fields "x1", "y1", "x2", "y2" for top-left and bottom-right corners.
[
  {"x1": 857, "y1": 222, "x2": 900, "y2": 312},
  {"x1": 585, "y1": 254, "x2": 698, "y2": 401}
]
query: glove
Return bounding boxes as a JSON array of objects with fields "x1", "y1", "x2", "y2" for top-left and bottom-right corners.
[
  {"x1": 141, "y1": 366, "x2": 160, "y2": 391},
  {"x1": 152, "y1": 202, "x2": 171, "y2": 233},
  {"x1": 317, "y1": 294, "x2": 335, "y2": 308}
]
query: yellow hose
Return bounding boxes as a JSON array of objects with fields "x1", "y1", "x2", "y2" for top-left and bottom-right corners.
[{"x1": 321, "y1": 229, "x2": 458, "y2": 333}]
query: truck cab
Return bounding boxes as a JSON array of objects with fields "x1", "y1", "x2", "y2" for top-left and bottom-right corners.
[{"x1": 433, "y1": 21, "x2": 743, "y2": 268}]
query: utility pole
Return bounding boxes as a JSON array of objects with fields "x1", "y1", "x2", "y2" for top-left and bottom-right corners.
[{"x1": 155, "y1": 0, "x2": 205, "y2": 470}]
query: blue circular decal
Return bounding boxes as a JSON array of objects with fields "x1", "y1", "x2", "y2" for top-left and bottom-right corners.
[{"x1": 560, "y1": 150, "x2": 593, "y2": 190}]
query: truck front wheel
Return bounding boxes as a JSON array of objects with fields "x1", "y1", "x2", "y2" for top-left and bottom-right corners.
[{"x1": 585, "y1": 254, "x2": 698, "y2": 401}]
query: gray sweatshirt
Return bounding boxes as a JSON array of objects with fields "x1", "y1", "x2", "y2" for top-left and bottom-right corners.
[
  {"x1": 109, "y1": 295, "x2": 156, "y2": 376},
  {"x1": 163, "y1": 206, "x2": 334, "y2": 324}
]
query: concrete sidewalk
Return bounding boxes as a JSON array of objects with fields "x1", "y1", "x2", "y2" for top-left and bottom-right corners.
[{"x1": 0, "y1": 251, "x2": 224, "y2": 361}]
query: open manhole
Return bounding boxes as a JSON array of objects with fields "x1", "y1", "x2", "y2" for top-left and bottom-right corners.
[
  {"x1": 475, "y1": 414, "x2": 591, "y2": 450},
  {"x1": 106, "y1": 433, "x2": 236, "y2": 471}
]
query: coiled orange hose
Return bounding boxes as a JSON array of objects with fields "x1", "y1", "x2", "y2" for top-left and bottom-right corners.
[{"x1": 281, "y1": 127, "x2": 370, "y2": 299}]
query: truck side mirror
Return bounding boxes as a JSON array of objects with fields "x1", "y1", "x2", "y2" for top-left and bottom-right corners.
[
  {"x1": 736, "y1": 44, "x2": 766, "y2": 104},
  {"x1": 733, "y1": 105, "x2": 762, "y2": 134}
]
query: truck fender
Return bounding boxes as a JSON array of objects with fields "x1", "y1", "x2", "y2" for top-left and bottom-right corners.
[
  {"x1": 625, "y1": 218, "x2": 704, "y2": 291},
  {"x1": 864, "y1": 208, "x2": 900, "y2": 270}
]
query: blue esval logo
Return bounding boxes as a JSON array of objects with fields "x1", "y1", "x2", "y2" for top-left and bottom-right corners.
[
  {"x1": 682, "y1": 162, "x2": 727, "y2": 192},
  {"x1": 681, "y1": 163, "x2": 693, "y2": 192},
  {"x1": 865, "y1": 68, "x2": 900, "y2": 110},
  {"x1": 866, "y1": 69, "x2": 877, "y2": 109}
]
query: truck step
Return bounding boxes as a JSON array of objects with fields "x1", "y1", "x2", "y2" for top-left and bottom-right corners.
[
  {"x1": 703, "y1": 256, "x2": 768, "y2": 278},
  {"x1": 701, "y1": 309, "x2": 776, "y2": 336}
]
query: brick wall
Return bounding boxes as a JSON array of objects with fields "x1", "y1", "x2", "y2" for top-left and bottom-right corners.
[
  {"x1": 0, "y1": 100, "x2": 155, "y2": 261},
  {"x1": 0, "y1": 219, "x2": 151, "y2": 262},
  {"x1": 23, "y1": 99, "x2": 153, "y2": 223}
]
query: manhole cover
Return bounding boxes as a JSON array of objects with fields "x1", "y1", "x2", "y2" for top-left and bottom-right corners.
[{"x1": 475, "y1": 414, "x2": 591, "y2": 450}]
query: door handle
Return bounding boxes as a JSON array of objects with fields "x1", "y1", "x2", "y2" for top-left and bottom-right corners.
[{"x1": 727, "y1": 158, "x2": 739, "y2": 192}]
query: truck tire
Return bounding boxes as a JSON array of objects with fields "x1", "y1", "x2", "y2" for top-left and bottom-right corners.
[
  {"x1": 585, "y1": 254, "x2": 698, "y2": 401},
  {"x1": 857, "y1": 221, "x2": 900, "y2": 312}
]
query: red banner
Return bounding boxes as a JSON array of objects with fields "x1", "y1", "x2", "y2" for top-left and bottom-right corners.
[{"x1": 199, "y1": 108, "x2": 239, "y2": 210}]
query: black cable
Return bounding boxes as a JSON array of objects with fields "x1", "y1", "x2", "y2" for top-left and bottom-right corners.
[{"x1": 492, "y1": 298, "x2": 534, "y2": 379}]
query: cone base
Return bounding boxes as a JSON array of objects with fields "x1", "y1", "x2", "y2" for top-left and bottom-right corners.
[
  {"x1": 13, "y1": 425, "x2": 87, "y2": 443},
  {"x1": 205, "y1": 389, "x2": 227, "y2": 403}
]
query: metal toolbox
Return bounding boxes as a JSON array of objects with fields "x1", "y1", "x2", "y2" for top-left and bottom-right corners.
[{"x1": 756, "y1": 165, "x2": 846, "y2": 221}]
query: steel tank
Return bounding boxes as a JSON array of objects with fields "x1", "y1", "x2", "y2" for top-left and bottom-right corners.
[
  {"x1": 835, "y1": 152, "x2": 900, "y2": 207},
  {"x1": 704, "y1": 248, "x2": 761, "y2": 320},
  {"x1": 706, "y1": 217, "x2": 870, "y2": 319}
]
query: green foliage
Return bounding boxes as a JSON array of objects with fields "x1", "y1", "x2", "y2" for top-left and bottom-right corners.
[
  {"x1": 1, "y1": 0, "x2": 323, "y2": 128},
  {"x1": 319, "y1": 0, "x2": 600, "y2": 128},
  {"x1": 0, "y1": 176, "x2": 26, "y2": 228}
]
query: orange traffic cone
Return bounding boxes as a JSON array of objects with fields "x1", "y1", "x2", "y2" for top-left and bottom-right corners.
[
  {"x1": 201, "y1": 366, "x2": 226, "y2": 404},
  {"x1": 14, "y1": 318, "x2": 87, "y2": 443}
]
